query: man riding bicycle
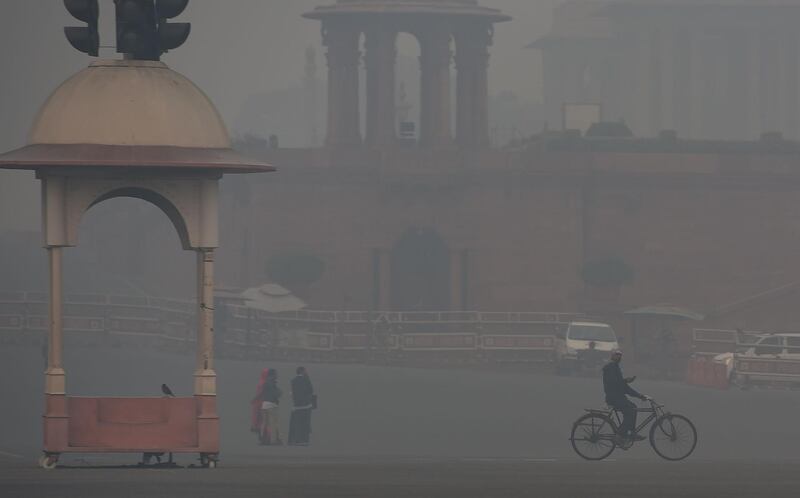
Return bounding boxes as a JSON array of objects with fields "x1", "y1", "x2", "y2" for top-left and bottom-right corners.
[{"x1": 602, "y1": 350, "x2": 649, "y2": 442}]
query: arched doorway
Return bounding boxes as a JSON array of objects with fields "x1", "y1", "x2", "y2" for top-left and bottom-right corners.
[
  {"x1": 390, "y1": 227, "x2": 450, "y2": 310},
  {"x1": 395, "y1": 32, "x2": 421, "y2": 145}
]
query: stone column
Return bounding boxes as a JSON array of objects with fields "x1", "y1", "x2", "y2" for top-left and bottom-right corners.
[
  {"x1": 379, "y1": 249, "x2": 391, "y2": 311},
  {"x1": 449, "y1": 249, "x2": 463, "y2": 311},
  {"x1": 672, "y1": 27, "x2": 692, "y2": 137},
  {"x1": 196, "y1": 179, "x2": 220, "y2": 456},
  {"x1": 43, "y1": 245, "x2": 69, "y2": 453},
  {"x1": 648, "y1": 28, "x2": 663, "y2": 135},
  {"x1": 725, "y1": 29, "x2": 750, "y2": 139},
  {"x1": 194, "y1": 248, "x2": 216, "y2": 396},
  {"x1": 323, "y1": 21, "x2": 362, "y2": 147},
  {"x1": 745, "y1": 28, "x2": 761, "y2": 139},
  {"x1": 41, "y1": 176, "x2": 69, "y2": 453},
  {"x1": 418, "y1": 26, "x2": 453, "y2": 148},
  {"x1": 194, "y1": 247, "x2": 219, "y2": 455},
  {"x1": 632, "y1": 26, "x2": 653, "y2": 136},
  {"x1": 758, "y1": 29, "x2": 781, "y2": 133},
  {"x1": 41, "y1": 176, "x2": 67, "y2": 395},
  {"x1": 455, "y1": 23, "x2": 492, "y2": 148},
  {"x1": 365, "y1": 27, "x2": 398, "y2": 148},
  {"x1": 781, "y1": 31, "x2": 798, "y2": 138},
  {"x1": 45, "y1": 247, "x2": 65, "y2": 393}
]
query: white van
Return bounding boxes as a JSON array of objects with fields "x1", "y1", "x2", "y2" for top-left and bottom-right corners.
[{"x1": 555, "y1": 321, "x2": 620, "y2": 373}]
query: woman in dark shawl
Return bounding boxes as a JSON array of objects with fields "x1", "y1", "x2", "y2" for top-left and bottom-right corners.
[{"x1": 288, "y1": 366, "x2": 315, "y2": 445}]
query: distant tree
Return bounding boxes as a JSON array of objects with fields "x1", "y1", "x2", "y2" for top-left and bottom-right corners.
[
  {"x1": 265, "y1": 251, "x2": 325, "y2": 292},
  {"x1": 580, "y1": 257, "x2": 635, "y2": 288}
]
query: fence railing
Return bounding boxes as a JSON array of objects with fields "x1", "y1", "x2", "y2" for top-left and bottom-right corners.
[{"x1": 0, "y1": 292, "x2": 579, "y2": 366}]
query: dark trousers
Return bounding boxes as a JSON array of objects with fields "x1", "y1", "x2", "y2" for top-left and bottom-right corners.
[
  {"x1": 609, "y1": 398, "x2": 637, "y2": 436},
  {"x1": 288, "y1": 408, "x2": 312, "y2": 445}
]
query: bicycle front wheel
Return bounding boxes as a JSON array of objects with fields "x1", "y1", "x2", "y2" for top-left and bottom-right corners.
[
  {"x1": 570, "y1": 413, "x2": 617, "y2": 460},
  {"x1": 649, "y1": 414, "x2": 697, "y2": 461}
]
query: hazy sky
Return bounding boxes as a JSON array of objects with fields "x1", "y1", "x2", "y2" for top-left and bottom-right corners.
[
  {"x1": 0, "y1": 0, "x2": 556, "y2": 148},
  {"x1": 0, "y1": 0, "x2": 558, "y2": 231}
]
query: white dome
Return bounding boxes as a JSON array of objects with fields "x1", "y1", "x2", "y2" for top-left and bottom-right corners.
[{"x1": 29, "y1": 59, "x2": 230, "y2": 149}]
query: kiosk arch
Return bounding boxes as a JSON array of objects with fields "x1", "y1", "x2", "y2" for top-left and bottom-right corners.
[{"x1": 86, "y1": 187, "x2": 191, "y2": 251}]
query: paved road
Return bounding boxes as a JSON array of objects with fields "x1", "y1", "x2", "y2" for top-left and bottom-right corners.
[
  {"x1": 2, "y1": 454, "x2": 800, "y2": 498},
  {"x1": 1, "y1": 344, "x2": 800, "y2": 495}
]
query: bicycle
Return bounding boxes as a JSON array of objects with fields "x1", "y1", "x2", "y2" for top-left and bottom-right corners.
[{"x1": 569, "y1": 398, "x2": 697, "y2": 461}]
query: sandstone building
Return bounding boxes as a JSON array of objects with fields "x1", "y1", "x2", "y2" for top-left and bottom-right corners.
[
  {"x1": 533, "y1": 0, "x2": 800, "y2": 140},
  {"x1": 25, "y1": 1, "x2": 800, "y2": 336}
]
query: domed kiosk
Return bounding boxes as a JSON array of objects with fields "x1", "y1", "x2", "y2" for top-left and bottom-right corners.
[
  {"x1": 304, "y1": 0, "x2": 510, "y2": 149},
  {"x1": 0, "y1": 59, "x2": 273, "y2": 468}
]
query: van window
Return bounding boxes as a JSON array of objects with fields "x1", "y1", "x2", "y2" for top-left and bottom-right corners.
[
  {"x1": 754, "y1": 336, "x2": 782, "y2": 356},
  {"x1": 567, "y1": 324, "x2": 616, "y2": 342},
  {"x1": 786, "y1": 337, "x2": 800, "y2": 352}
]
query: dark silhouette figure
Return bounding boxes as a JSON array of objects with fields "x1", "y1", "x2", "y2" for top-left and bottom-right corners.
[
  {"x1": 161, "y1": 383, "x2": 175, "y2": 397},
  {"x1": 602, "y1": 350, "x2": 647, "y2": 441},
  {"x1": 288, "y1": 366, "x2": 315, "y2": 446}
]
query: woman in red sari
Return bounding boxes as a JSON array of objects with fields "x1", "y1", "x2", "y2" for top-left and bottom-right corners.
[{"x1": 250, "y1": 368, "x2": 270, "y2": 435}]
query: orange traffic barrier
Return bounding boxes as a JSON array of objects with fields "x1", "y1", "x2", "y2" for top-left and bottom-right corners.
[
  {"x1": 711, "y1": 361, "x2": 730, "y2": 390},
  {"x1": 685, "y1": 357, "x2": 729, "y2": 390}
]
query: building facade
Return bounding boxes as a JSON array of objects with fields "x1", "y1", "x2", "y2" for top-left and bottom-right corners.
[
  {"x1": 22, "y1": 0, "x2": 800, "y2": 337},
  {"x1": 533, "y1": 1, "x2": 800, "y2": 140},
  {"x1": 227, "y1": 135, "x2": 800, "y2": 323}
]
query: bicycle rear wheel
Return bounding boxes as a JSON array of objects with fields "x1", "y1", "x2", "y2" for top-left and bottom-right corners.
[
  {"x1": 649, "y1": 414, "x2": 697, "y2": 461},
  {"x1": 570, "y1": 413, "x2": 617, "y2": 460}
]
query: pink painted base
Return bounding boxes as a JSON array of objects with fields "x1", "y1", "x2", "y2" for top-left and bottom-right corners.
[{"x1": 43, "y1": 395, "x2": 219, "y2": 455}]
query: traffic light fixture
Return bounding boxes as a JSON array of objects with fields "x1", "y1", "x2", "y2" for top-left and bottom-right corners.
[
  {"x1": 115, "y1": 0, "x2": 157, "y2": 60},
  {"x1": 115, "y1": 0, "x2": 191, "y2": 61},
  {"x1": 156, "y1": 0, "x2": 191, "y2": 54},
  {"x1": 64, "y1": 0, "x2": 100, "y2": 56}
]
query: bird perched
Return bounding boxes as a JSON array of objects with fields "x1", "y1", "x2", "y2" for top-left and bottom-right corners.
[{"x1": 161, "y1": 384, "x2": 175, "y2": 397}]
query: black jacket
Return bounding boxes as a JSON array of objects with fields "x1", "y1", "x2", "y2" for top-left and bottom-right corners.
[
  {"x1": 262, "y1": 379, "x2": 282, "y2": 404},
  {"x1": 602, "y1": 361, "x2": 642, "y2": 403},
  {"x1": 291, "y1": 375, "x2": 314, "y2": 407}
]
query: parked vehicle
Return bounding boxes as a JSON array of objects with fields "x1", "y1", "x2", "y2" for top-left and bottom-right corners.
[
  {"x1": 714, "y1": 333, "x2": 800, "y2": 387},
  {"x1": 555, "y1": 321, "x2": 620, "y2": 374}
]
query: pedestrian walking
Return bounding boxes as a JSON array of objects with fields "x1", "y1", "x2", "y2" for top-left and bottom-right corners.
[
  {"x1": 288, "y1": 366, "x2": 315, "y2": 446},
  {"x1": 259, "y1": 368, "x2": 282, "y2": 445},
  {"x1": 250, "y1": 367, "x2": 270, "y2": 434}
]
